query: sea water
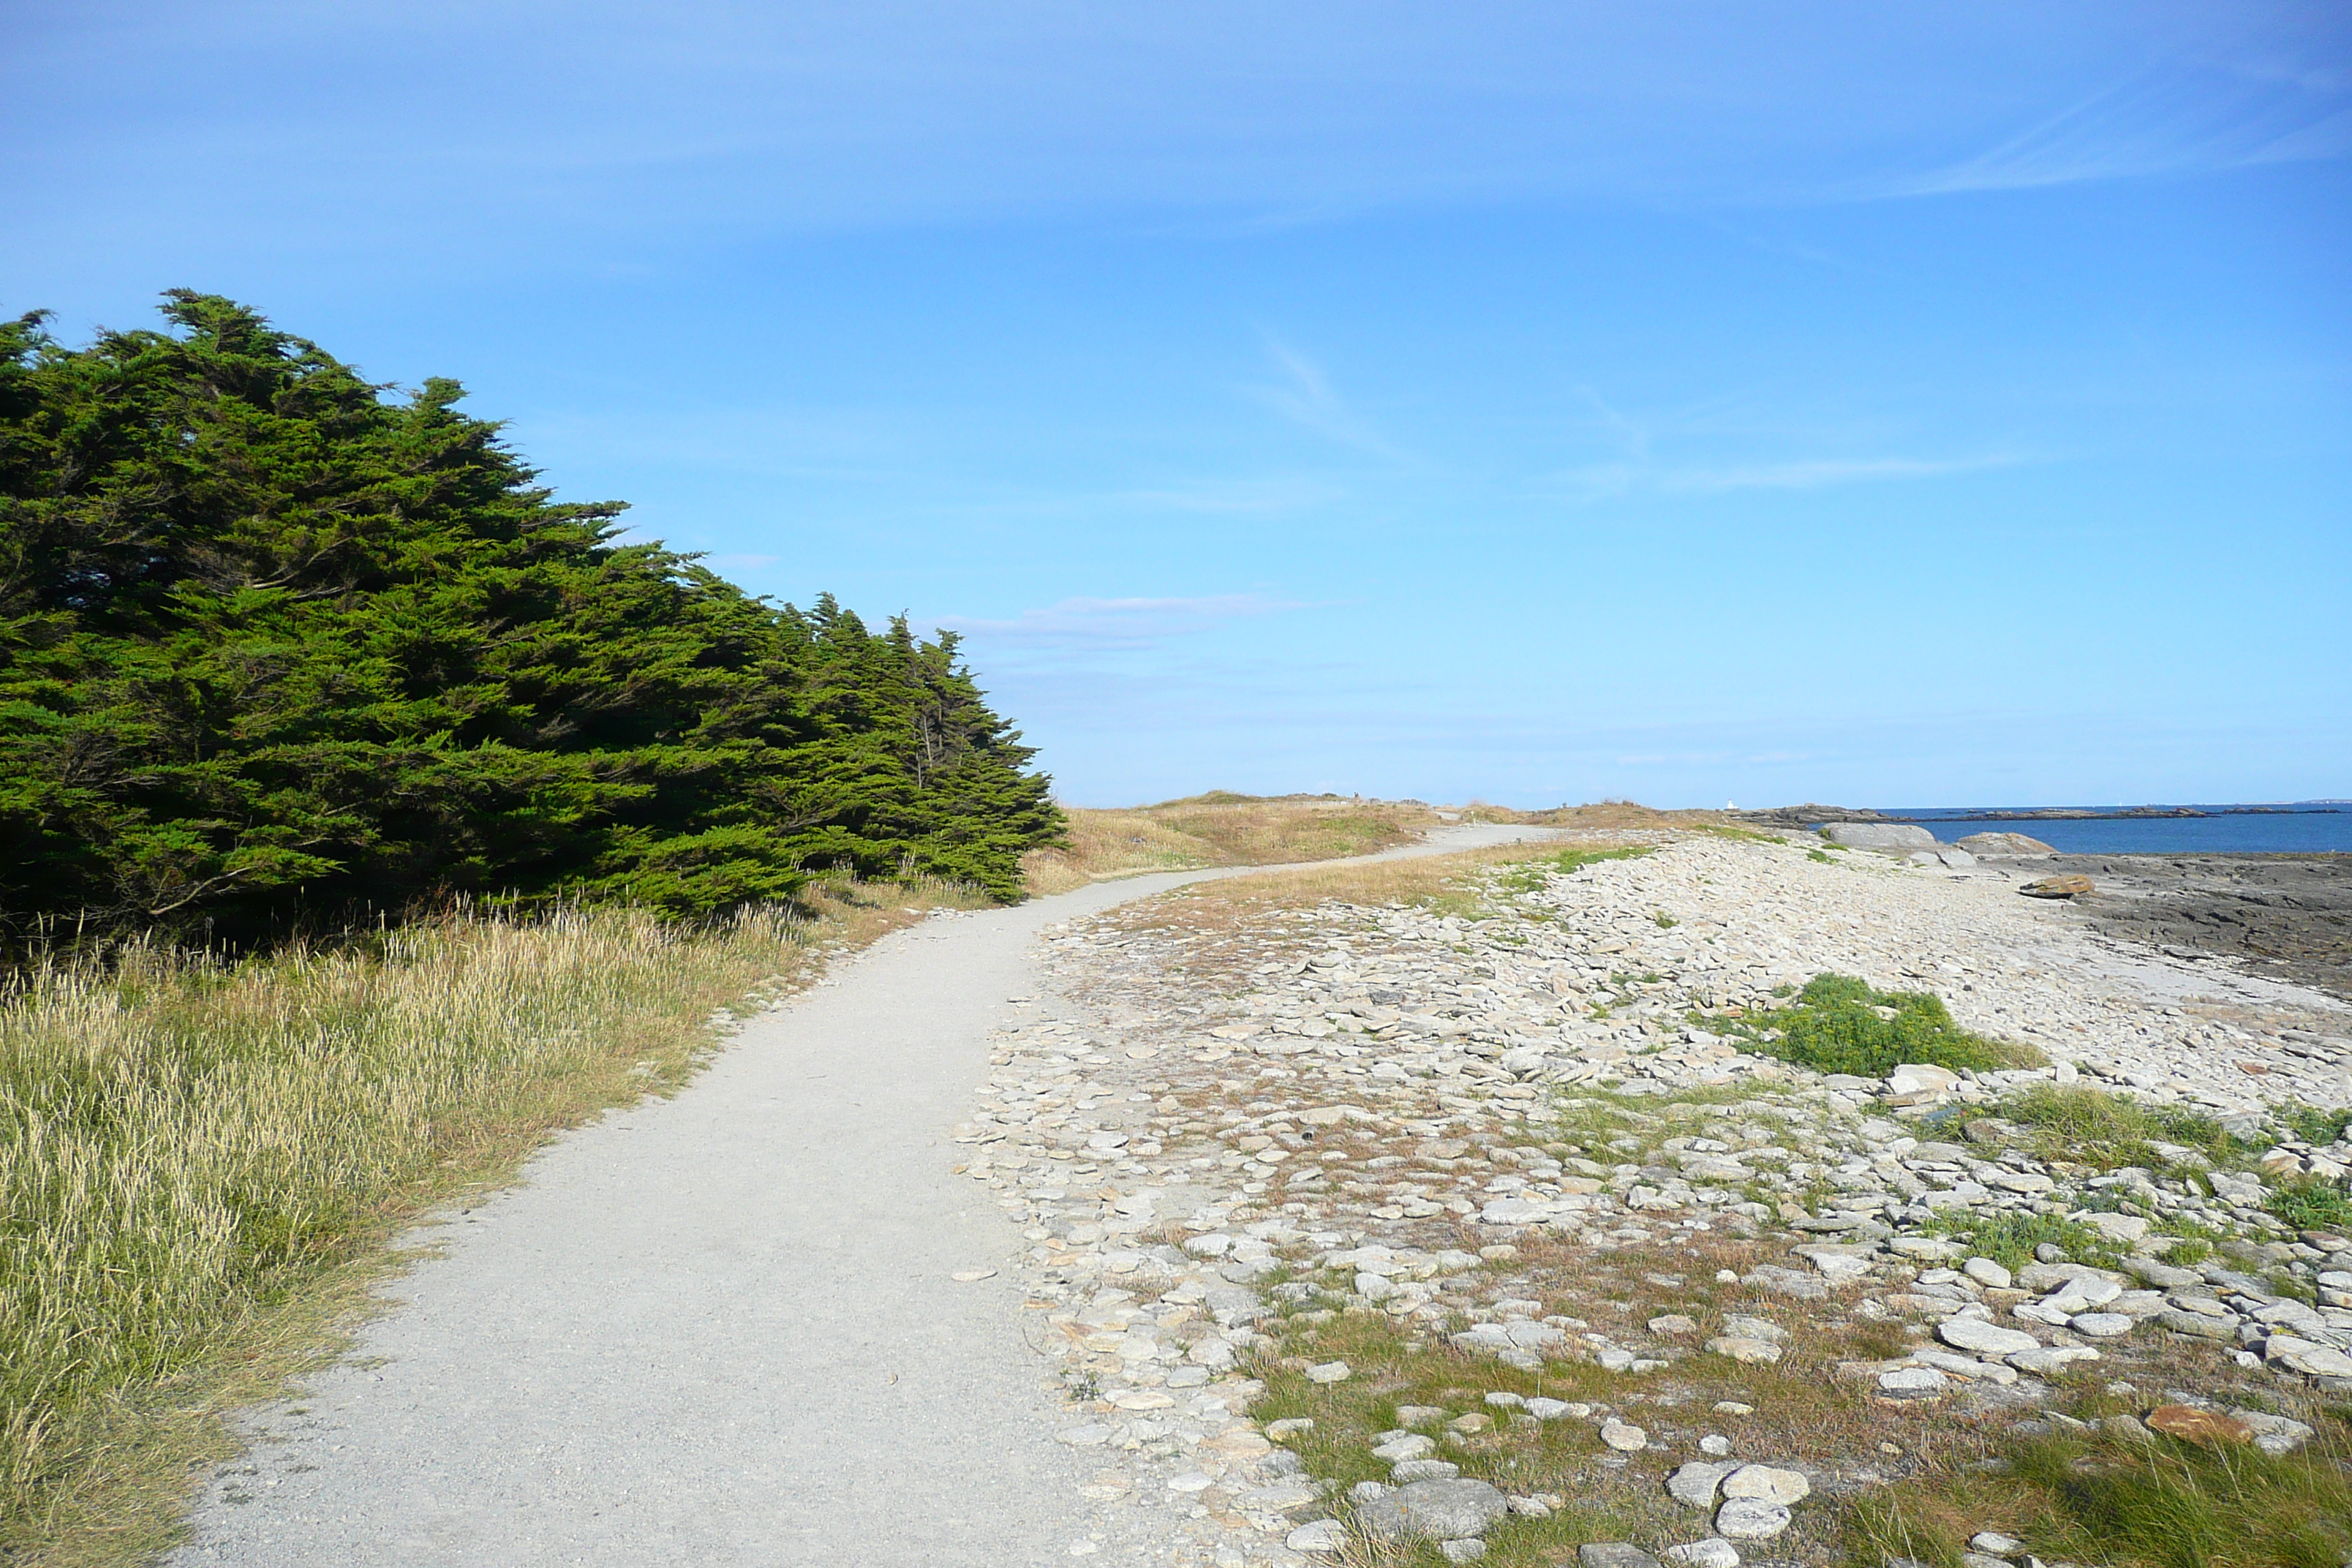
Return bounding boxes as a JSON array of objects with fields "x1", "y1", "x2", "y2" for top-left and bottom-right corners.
[{"x1": 1877, "y1": 806, "x2": 2352, "y2": 856}]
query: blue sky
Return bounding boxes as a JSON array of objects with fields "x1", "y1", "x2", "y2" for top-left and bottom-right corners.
[{"x1": 5, "y1": 2, "x2": 2347, "y2": 807}]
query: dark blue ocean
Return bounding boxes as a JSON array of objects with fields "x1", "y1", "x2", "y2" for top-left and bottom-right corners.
[{"x1": 1877, "y1": 806, "x2": 2351, "y2": 855}]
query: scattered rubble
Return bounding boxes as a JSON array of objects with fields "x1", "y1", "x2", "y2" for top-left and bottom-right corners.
[{"x1": 956, "y1": 832, "x2": 2352, "y2": 1565}]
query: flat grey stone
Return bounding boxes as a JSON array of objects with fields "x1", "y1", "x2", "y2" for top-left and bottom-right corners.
[
  {"x1": 2266, "y1": 1334, "x2": 2352, "y2": 1379},
  {"x1": 2157, "y1": 1308, "x2": 2239, "y2": 1341},
  {"x1": 1877, "y1": 1366, "x2": 1948, "y2": 1396},
  {"x1": 1667, "y1": 1461, "x2": 1737, "y2": 1508},
  {"x1": 1581, "y1": 1546, "x2": 1663, "y2": 1568},
  {"x1": 1358, "y1": 1478, "x2": 1510, "y2": 1542},
  {"x1": 1722, "y1": 1465, "x2": 1809, "y2": 1505},
  {"x1": 1663, "y1": 1542, "x2": 1741, "y2": 1568},
  {"x1": 1391, "y1": 1459, "x2": 1463, "y2": 1482},
  {"x1": 1937, "y1": 1317, "x2": 2040, "y2": 1357},
  {"x1": 1715, "y1": 1499, "x2": 1793, "y2": 1540}
]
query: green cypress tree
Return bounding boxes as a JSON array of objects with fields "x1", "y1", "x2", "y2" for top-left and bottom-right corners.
[{"x1": 0, "y1": 294, "x2": 1060, "y2": 943}]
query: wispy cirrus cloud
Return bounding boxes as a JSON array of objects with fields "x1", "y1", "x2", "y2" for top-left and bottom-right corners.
[
  {"x1": 935, "y1": 592, "x2": 1313, "y2": 652},
  {"x1": 1833, "y1": 62, "x2": 2352, "y2": 203},
  {"x1": 1247, "y1": 339, "x2": 1408, "y2": 461}
]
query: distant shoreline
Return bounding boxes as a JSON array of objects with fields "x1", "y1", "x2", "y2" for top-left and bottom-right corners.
[{"x1": 1888, "y1": 805, "x2": 2345, "y2": 822}]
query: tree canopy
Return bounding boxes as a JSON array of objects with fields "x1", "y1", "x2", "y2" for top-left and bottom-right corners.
[{"x1": 0, "y1": 293, "x2": 1060, "y2": 943}]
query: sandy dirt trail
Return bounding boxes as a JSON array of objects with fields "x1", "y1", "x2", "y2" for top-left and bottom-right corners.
[{"x1": 170, "y1": 824, "x2": 1558, "y2": 1567}]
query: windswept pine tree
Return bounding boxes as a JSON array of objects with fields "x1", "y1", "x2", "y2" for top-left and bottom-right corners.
[{"x1": 0, "y1": 293, "x2": 1060, "y2": 942}]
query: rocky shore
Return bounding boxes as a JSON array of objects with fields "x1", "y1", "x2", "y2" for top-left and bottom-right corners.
[
  {"x1": 2042, "y1": 853, "x2": 2352, "y2": 1002},
  {"x1": 945, "y1": 830, "x2": 2352, "y2": 1567}
]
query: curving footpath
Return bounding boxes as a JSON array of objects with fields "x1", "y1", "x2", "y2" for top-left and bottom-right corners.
[{"x1": 170, "y1": 824, "x2": 1561, "y2": 1567}]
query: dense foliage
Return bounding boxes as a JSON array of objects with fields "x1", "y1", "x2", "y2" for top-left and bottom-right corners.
[
  {"x1": 1741, "y1": 971, "x2": 2024, "y2": 1077},
  {"x1": 0, "y1": 293, "x2": 1059, "y2": 941}
]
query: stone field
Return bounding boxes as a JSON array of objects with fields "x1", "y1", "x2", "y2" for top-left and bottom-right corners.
[{"x1": 951, "y1": 832, "x2": 2352, "y2": 1566}]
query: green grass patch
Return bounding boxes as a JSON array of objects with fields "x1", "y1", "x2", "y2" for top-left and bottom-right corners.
[
  {"x1": 2277, "y1": 1106, "x2": 2352, "y2": 1148},
  {"x1": 1494, "y1": 846, "x2": 1654, "y2": 896},
  {"x1": 1729, "y1": 973, "x2": 2040, "y2": 1078},
  {"x1": 1809, "y1": 848, "x2": 1837, "y2": 864},
  {"x1": 2000, "y1": 1085, "x2": 2239, "y2": 1173},
  {"x1": 2266, "y1": 1177, "x2": 2352, "y2": 1232},
  {"x1": 1921, "y1": 1210, "x2": 2127, "y2": 1273},
  {"x1": 1697, "y1": 823, "x2": 1782, "y2": 845},
  {"x1": 1850, "y1": 1423, "x2": 2352, "y2": 1568}
]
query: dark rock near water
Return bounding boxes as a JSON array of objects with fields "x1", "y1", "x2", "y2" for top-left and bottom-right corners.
[
  {"x1": 2040, "y1": 853, "x2": 2352, "y2": 1000},
  {"x1": 1729, "y1": 804, "x2": 1893, "y2": 828}
]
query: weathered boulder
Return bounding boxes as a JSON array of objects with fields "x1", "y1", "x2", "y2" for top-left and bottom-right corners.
[
  {"x1": 1821, "y1": 823, "x2": 1938, "y2": 851},
  {"x1": 1955, "y1": 832, "x2": 2057, "y2": 856}
]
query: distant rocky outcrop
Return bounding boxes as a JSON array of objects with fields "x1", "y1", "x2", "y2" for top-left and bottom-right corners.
[
  {"x1": 1730, "y1": 804, "x2": 1893, "y2": 829},
  {"x1": 1956, "y1": 832, "x2": 2057, "y2": 857}
]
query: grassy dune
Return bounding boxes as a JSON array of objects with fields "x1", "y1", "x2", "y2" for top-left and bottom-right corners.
[
  {"x1": 1022, "y1": 792, "x2": 1440, "y2": 893},
  {"x1": 0, "y1": 880, "x2": 986, "y2": 1565}
]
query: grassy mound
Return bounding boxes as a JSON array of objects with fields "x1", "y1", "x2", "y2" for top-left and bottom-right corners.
[{"x1": 1742, "y1": 973, "x2": 2037, "y2": 1078}]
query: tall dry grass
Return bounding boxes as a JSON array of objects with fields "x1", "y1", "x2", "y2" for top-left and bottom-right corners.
[
  {"x1": 0, "y1": 879, "x2": 983, "y2": 1564},
  {"x1": 1022, "y1": 793, "x2": 1439, "y2": 894}
]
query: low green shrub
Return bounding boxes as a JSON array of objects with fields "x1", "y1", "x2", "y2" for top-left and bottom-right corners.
[
  {"x1": 1736, "y1": 973, "x2": 2033, "y2": 1078},
  {"x1": 2267, "y1": 1176, "x2": 2352, "y2": 1232},
  {"x1": 2278, "y1": 1105, "x2": 2352, "y2": 1148}
]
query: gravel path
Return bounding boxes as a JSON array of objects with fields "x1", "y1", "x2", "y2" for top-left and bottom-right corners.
[{"x1": 168, "y1": 824, "x2": 1559, "y2": 1568}]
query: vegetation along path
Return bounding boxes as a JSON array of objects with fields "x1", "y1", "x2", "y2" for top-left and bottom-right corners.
[{"x1": 167, "y1": 824, "x2": 1563, "y2": 1567}]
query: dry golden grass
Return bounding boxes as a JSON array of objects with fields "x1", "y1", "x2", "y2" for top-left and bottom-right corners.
[
  {"x1": 0, "y1": 877, "x2": 989, "y2": 1568},
  {"x1": 1022, "y1": 793, "x2": 1441, "y2": 894},
  {"x1": 1463, "y1": 799, "x2": 1730, "y2": 832}
]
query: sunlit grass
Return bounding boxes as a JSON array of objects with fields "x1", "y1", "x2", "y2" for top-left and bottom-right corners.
[{"x1": 0, "y1": 879, "x2": 983, "y2": 1564}]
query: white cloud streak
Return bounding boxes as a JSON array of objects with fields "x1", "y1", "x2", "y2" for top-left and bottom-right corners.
[
  {"x1": 1248, "y1": 339, "x2": 1408, "y2": 461},
  {"x1": 1835, "y1": 62, "x2": 2352, "y2": 202}
]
